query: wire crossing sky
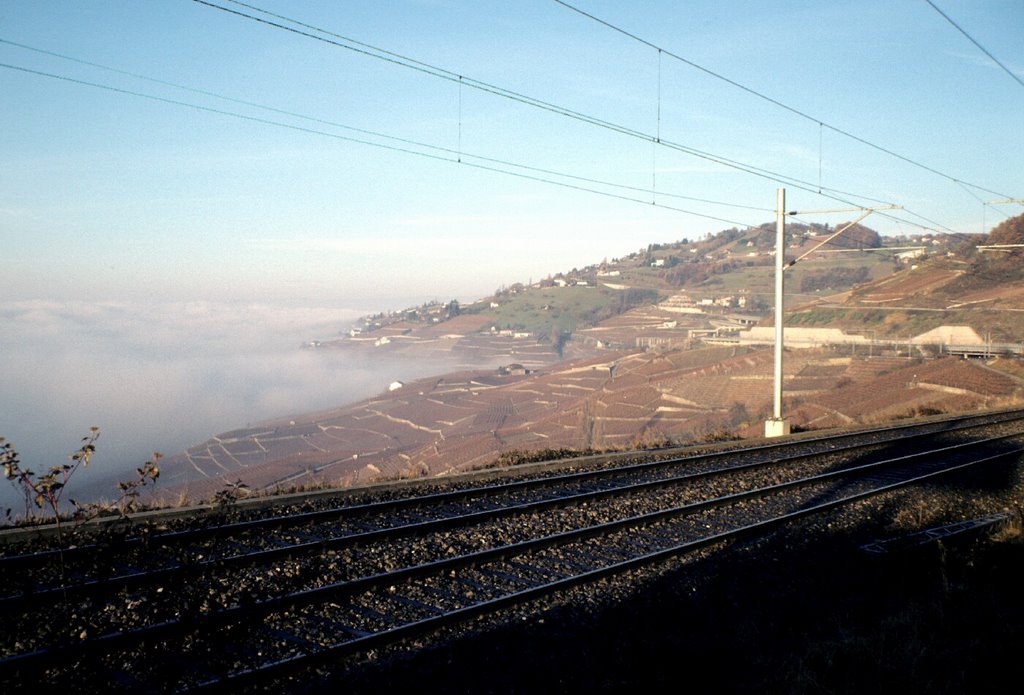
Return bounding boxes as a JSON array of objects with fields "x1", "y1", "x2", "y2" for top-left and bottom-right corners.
[
  {"x1": 3, "y1": 0, "x2": 1022, "y2": 306},
  {"x1": 1, "y1": 0, "x2": 1022, "y2": 501},
  {"x1": 924, "y1": 0, "x2": 1024, "y2": 90},
  {"x1": 554, "y1": 0, "x2": 1016, "y2": 199}
]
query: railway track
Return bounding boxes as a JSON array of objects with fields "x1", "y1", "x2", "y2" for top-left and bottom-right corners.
[{"x1": 2, "y1": 409, "x2": 1023, "y2": 691}]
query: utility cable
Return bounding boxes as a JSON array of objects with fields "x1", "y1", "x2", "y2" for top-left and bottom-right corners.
[
  {"x1": 3, "y1": 27, "x2": 989, "y2": 237},
  {"x1": 192, "y1": 0, "x2": 928, "y2": 219},
  {"x1": 0, "y1": 54, "x2": 954, "y2": 237},
  {"x1": 201, "y1": 0, "x2": 1013, "y2": 236},
  {"x1": 0, "y1": 61, "x2": 762, "y2": 230},
  {"x1": 955, "y1": 180, "x2": 1010, "y2": 222},
  {"x1": 0, "y1": 39, "x2": 772, "y2": 214},
  {"x1": 552, "y1": 0, "x2": 1016, "y2": 200},
  {"x1": 924, "y1": 0, "x2": 1024, "y2": 89}
]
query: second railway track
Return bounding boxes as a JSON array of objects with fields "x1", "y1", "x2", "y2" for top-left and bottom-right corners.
[{"x1": 2, "y1": 408, "x2": 1024, "y2": 691}]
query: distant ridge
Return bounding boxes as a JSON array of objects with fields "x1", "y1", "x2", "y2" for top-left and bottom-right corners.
[{"x1": 157, "y1": 214, "x2": 1024, "y2": 504}]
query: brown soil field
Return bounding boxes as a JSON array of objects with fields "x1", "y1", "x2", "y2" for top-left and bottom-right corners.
[{"x1": 156, "y1": 346, "x2": 1024, "y2": 505}]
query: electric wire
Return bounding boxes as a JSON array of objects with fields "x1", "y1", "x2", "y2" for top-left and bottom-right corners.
[
  {"x1": 0, "y1": 48, "x2": 959, "y2": 240},
  {"x1": 0, "y1": 61, "x2": 762, "y2": 230},
  {"x1": 6, "y1": 7, "x2": 1009, "y2": 239},
  {"x1": 192, "y1": 0, "x2": 1011, "y2": 237},
  {"x1": 0, "y1": 40, "x2": 772, "y2": 214},
  {"x1": 955, "y1": 180, "x2": 1010, "y2": 223},
  {"x1": 192, "y1": 0, "x2": 932, "y2": 221},
  {"x1": 552, "y1": 0, "x2": 1016, "y2": 200},
  {"x1": 924, "y1": 0, "x2": 1024, "y2": 89}
]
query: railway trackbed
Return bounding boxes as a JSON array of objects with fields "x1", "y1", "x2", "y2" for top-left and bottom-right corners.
[{"x1": 2, "y1": 409, "x2": 1024, "y2": 691}]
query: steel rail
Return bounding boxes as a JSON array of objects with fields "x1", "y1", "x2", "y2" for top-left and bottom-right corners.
[
  {"x1": 4, "y1": 408, "x2": 1020, "y2": 572},
  {"x1": 4, "y1": 411, "x2": 1021, "y2": 606},
  {"x1": 8, "y1": 407, "x2": 1022, "y2": 563},
  {"x1": 214, "y1": 445, "x2": 1024, "y2": 691},
  {"x1": 3, "y1": 430, "x2": 1021, "y2": 687}
]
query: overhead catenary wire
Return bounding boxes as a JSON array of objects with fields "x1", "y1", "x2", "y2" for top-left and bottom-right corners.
[
  {"x1": 653, "y1": 48, "x2": 661, "y2": 204},
  {"x1": 0, "y1": 60, "x2": 764, "y2": 231},
  {"x1": 0, "y1": 40, "x2": 775, "y2": 215},
  {"x1": 818, "y1": 123, "x2": 823, "y2": 194},
  {"x1": 954, "y1": 179, "x2": 1011, "y2": 228},
  {"x1": 191, "y1": 0, "x2": 1009, "y2": 239},
  {"x1": 5, "y1": 15, "x2": 1006, "y2": 241},
  {"x1": 0, "y1": 62, "x2": 975, "y2": 247},
  {"x1": 191, "y1": 0, "x2": 938, "y2": 222},
  {"x1": 551, "y1": 0, "x2": 1016, "y2": 201},
  {"x1": 924, "y1": 0, "x2": 1024, "y2": 90}
]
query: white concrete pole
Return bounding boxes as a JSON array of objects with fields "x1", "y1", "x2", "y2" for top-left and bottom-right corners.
[
  {"x1": 774, "y1": 188, "x2": 784, "y2": 419},
  {"x1": 766, "y1": 188, "x2": 790, "y2": 437}
]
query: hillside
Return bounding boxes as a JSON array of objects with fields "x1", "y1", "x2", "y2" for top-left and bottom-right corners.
[
  {"x1": 156, "y1": 348, "x2": 1024, "y2": 503},
  {"x1": 790, "y1": 256, "x2": 1024, "y2": 342},
  {"x1": 788, "y1": 212, "x2": 1024, "y2": 341},
  {"x1": 156, "y1": 215, "x2": 1024, "y2": 503}
]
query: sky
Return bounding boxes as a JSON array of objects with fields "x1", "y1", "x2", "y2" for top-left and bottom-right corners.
[{"x1": 1, "y1": 1, "x2": 1022, "y2": 504}]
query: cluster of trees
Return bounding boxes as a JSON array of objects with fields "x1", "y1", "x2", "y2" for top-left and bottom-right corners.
[
  {"x1": 615, "y1": 287, "x2": 660, "y2": 312},
  {"x1": 663, "y1": 259, "x2": 742, "y2": 287},
  {"x1": 947, "y1": 212, "x2": 1024, "y2": 294},
  {"x1": 664, "y1": 264, "x2": 710, "y2": 287},
  {"x1": 575, "y1": 288, "x2": 660, "y2": 326},
  {"x1": 987, "y1": 213, "x2": 1024, "y2": 246},
  {"x1": 646, "y1": 239, "x2": 691, "y2": 252},
  {"x1": 822, "y1": 224, "x2": 882, "y2": 249},
  {"x1": 643, "y1": 253, "x2": 681, "y2": 268},
  {"x1": 799, "y1": 266, "x2": 871, "y2": 292},
  {"x1": 977, "y1": 212, "x2": 1024, "y2": 281},
  {"x1": 493, "y1": 282, "x2": 528, "y2": 298}
]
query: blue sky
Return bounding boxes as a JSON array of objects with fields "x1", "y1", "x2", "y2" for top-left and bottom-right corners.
[
  {"x1": 1, "y1": 1, "x2": 1022, "y2": 500},
  {"x1": 4, "y1": 0, "x2": 1022, "y2": 308}
]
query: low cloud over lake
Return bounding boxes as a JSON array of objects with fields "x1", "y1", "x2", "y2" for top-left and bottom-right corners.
[{"x1": 0, "y1": 299, "x2": 457, "y2": 509}]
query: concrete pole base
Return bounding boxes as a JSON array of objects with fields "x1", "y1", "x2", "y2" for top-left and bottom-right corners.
[{"x1": 764, "y1": 418, "x2": 791, "y2": 438}]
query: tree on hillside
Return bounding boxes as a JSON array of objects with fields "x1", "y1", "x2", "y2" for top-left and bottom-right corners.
[
  {"x1": 665, "y1": 264, "x2": 709, "y2": 287},
  {"x1": 943, "y1": 212, "x2": 1023, "y2": 296},
  {"x1": 829, "y1": 223, "x2": 881, "y2": 249},
  {"x1": 987, "y1": 212, "x2": 1024, "y2": 246},
  {"x1": 717, "y1": 228, "x2": 742, "y2": 244},
  {"x1": 800, "y1": 266, "x2": 870, "y2": 292},
  {"x1": 950, "y1": 234, "x2": 982, "y2": 260}
]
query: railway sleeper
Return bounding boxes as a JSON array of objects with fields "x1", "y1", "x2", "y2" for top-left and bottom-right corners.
[{"x1": 475, "y1": 566, "x2": 539, "y2": 590}]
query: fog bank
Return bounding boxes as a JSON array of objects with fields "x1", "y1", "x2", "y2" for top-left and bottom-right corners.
[{"x1": 0, "y1": 299, "x2": 458, "y2": 511}]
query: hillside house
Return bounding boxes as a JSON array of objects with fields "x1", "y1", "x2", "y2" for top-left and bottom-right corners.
[{"x1": 897, "y1": 248, "x2": 926, "y2": 262}]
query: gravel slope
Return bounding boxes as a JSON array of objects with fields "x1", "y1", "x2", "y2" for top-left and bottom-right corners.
[{"x1": 284, "y1": 457, "x2": 1024, "y2": 694}]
